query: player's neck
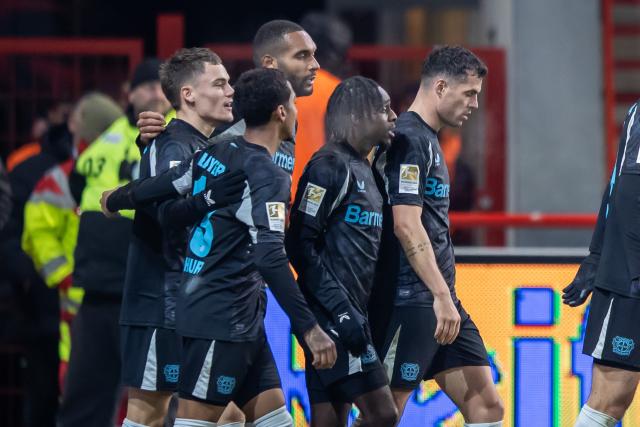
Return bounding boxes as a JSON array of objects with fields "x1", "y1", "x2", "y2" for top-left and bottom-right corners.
[
  {"x1": 243, "y1": 125, "x2": 281, "y2": 157},
  {"x1": 408, "y1": 90, "x2": 443, "y2": 132},
  {"x1": 348, "y1": 138, "x2": 374, "y2": 159},
  {"x1": 177, "y1": 109, "x2": 216, "y2": 138}
]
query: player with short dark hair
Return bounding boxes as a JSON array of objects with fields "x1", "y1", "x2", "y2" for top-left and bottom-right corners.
[
  {"x1": 105, "y1": 68, "x2": 336, "y2": 427},
  {"x1": 287, "y1": 76, "x2": 398, "y2": 427},
  {"x1": 369, "y1": 46, "x2": 503, "y2": 426},
  {"x1": 119, "y1": 48, "x2": 243, "y2": 427},
  {"x1": 564, "y1": 100, "x2": 640, "y2": 427}
]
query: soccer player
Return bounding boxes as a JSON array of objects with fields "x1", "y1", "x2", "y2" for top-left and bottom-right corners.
[
  {"x1": 119, "y1": 48, "x2": 246, "y2": 427},
  {"x1": 287, "y1": 76, "x2": 398, "y2": 427},
  {"x1": 369, "y1": 46, "x2": 504, "y2": 426},
  {"x1": 106, "y1": 68, "x2": 336, "y2": 427},
  {"x1": 563, "y1": 100, "x2": 640, "y2": 427},
  {"x1": 137, "y1": 19, "x2": 319, "y2": 178}
]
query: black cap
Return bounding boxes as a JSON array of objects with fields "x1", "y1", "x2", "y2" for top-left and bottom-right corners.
[{"x1": 130, "y1": 58, "x2": 161, "y2": 91}]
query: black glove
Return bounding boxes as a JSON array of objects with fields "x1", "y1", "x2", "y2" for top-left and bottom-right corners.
[
  {"x1": 195, "y1": 169, "x2": 247, "y2": 211},
  {"x1": 562, "y1": 253, "x2": 599, "y2": 307},
  {"x1": 332, "y1": 305, "x2": 368, "y2": 356}
]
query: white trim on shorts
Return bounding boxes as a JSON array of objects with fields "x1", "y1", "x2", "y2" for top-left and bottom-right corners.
[
  {"x1": 192, "y1": 340, "x2": 216, "y2": 399},
  {"x1": 592, "y1": 298, "x2": 614, "y2": 359},
  {"x1": 140, "y1": 328, "x2": 158, "y2": 391}
]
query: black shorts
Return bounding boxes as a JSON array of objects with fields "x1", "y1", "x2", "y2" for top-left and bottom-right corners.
[
  {"x1": 121, "y1": 325, "x2": 181, "y2": 392},
  {"x1": 379, "y1": 303, "x2": 489, "y2": 390},
  {"x1": 583, "y1": 288, "x2": 640, "y2": 371},
  {"x1": 304, "y1": 325, "x2": 388, "y2": 404},
  {"x1": 178, "y1": 333, "x2": 281, "y2": 407}
]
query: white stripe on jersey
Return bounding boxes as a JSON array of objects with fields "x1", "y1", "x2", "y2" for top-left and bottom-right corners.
[
  {"x1": 234, "y1": 183, "x2": 256, "y2": 243},
  {"x1": 149, "y1": 140, "x2": 157, "y2": 177},
  {"x1": 619, "y1": 103, "x2": 636, "y2": 172}
]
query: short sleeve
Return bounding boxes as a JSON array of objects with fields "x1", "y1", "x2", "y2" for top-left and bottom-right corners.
[
  {"x1": 292, "y1": 153, "x2": 348, "y2": 232},
  {"x1": 384, "y1": 132, "x2": 431, "y2": 207}
]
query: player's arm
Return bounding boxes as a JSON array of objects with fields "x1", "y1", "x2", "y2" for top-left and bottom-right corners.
[
  {"x1": 248, "y1": 174, "x2": 336, "y2": 369},
  {"x1": 562, "y1": 184, "x2": 606, "y2": 306},
  {"x1": 287, "y1": 155, "x2": 368, "y2": 356},
  {"x1": 386, "y1": 134, "x2": 460, "y2": 345},
  {"x1": 150, "y1": 140, "x2": 218, "y2": 229},
  {"x1": 615, "y1": 172, "x2": 640, "y2": 296},
  {"x1": 100, "y1": 152, "x2": 245, "y2": 217}
]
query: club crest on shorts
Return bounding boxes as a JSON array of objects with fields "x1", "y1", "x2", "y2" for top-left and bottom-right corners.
[
  {"x1": 399, "y1": 164, "x2": 419, "y2": 194},
  {"x1": 163, "y1": 364, "x2": 179, "y2": 383},
  {"x1": 266, "y1": 202, "x2": 285, "y2": 232},
  {"x1": 361, "y1": 345, "x2": 378, "y2": 364},
  {"x1": 216, "y1": 375, "x2": 236, "y2": 395},
  {"x1": 299, "y1": 182, "x2": 326, "y2": 217},
  {"x1": 612, "y1": 336, "x2": 635, "y2": 357},
  {"x1": 400, "y1": 362, "x2": 420, "y2": 381}
]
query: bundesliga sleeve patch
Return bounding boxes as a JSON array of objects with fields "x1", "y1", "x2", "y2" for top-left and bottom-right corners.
[
  {"x1": 169, "y1": 160, "x2": 181, "y2": 168},
  {"x1": 298, "y1": 182, "x2": 327, "y2": 217},
  {"x1": 266, "y1": 202, "x2": 286, "y2": 232},
  {"x1": 399, "y1": 164, "x2": 420, "y2": 194}
]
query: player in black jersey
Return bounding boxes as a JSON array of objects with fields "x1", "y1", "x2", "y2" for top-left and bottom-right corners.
[
  {"x1": 137, "y1": 19, "x2": 319, "y2": 177},
  {"x1": 564, "y1": 101, "x2": 640, "y2": 427},
  {"x1": 118, "y1": 48, "x2": 242, "y2": 427},
  {"x1": 369, "y1": 46, "x2": 504, "y2": 426},
  {"x1": 105, "y1": 68, "x2": 335, "y2": 427},
  {"x1": 287, "y1": 77, "x2": 398, "y2": 426}
]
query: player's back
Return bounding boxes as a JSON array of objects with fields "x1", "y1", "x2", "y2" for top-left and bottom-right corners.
[{"x1": 177, "y1": 136, "x2": 291, "y2": 342}]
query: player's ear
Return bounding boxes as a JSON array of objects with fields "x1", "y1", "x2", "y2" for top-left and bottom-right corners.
[
  {"x1": 273, "y1": 105, "x2": 286, "y2": 123},
  {"x1": 181, "y1": 85, "x2": 194, "y2": 105},
  {"x1": 435, "y1": 79, "x2": 447, "y2": 98},
  {"x1": 261, "y1": 55, "x2": 278, "y2": 69}
]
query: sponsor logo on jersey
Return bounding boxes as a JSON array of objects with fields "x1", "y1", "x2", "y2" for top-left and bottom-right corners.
[
  {"x1": 434, "y1": 153, "x2": 441, "y2": 167},
  {"x1": 266, "y1": 202, "x2": 286, "y2": 232},
  {"x1": 425, "y1": 177, "x2": 450, "y2": 198},
  {"x1": 163, "y1": 364, "x2": 179, "y2": 383},
  {"x1": 273, "y1": 151, "x2": 295, "y2": 173},
  {"x1": 356, "y1": 180, "x2": 366, "y2": 193},
  {"x1": 217, "y1": 375, "x2": 236, "y2": 395},
  {"x1": 196, "y1": 152, "x2": 226, "y2": 176},
  {"x1": 400, "y1": 362, "x2": 420, "y2": 381},
  {"x1": 299, "y1": 183, "x2": 326, "y2": 217},
  {"x1": 344, "y1": 204, "x2": 383, "y2": 227},
  {"x1": 399, "y1": 164, "x2": 420, "y2": 194},
  {"x1": 612, "y1": 336, "x2": 635, "y2": 357}
]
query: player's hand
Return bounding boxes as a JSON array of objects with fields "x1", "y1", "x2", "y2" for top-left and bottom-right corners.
[
  {"x1": 100, "y1": 189, "x2": 121, "y2": 218},
  {"x1": 137, "y1": 111, "x2": 166, "y2": 144},
  {"x1": 433, "y1": 294, "x2": 460, "y2": 345},
  {"x1": 200, "y1": 170, "x2": 247, "y2": 210},
  {"x1": 562, "y1": 253, "x2": 599, "y2": 306},
  {"x1": 333, "y1": 307, "x2": 368, "y2": 356},
  {"x1": 303, "y1": 324, "x2": 337, "y2": 369}
]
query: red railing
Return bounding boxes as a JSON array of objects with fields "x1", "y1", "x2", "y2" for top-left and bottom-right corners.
[{"x1": 450, "y1": 212, "x2": 597, "y2": 229}]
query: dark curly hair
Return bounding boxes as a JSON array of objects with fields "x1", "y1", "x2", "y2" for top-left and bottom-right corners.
[
  {"x1": 252, "y1": 20, "x2": 304, "y2": 67},
  {"x1": 160, "y1": 47, "x2": 222, "y2": 110},
  {"x1": 422, "y1": 45, "x2": 488, "y2": 81},
  {"x1": 233, "y1": 68, "x2": 292, "y2": 127},
  {"x1": 325, "y1": 76, "x2": 384, "y2": 144}
]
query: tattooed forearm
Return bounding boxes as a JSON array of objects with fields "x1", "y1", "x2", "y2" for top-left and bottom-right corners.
[{"x1": 405, "y1": 241, "x2": 430, "y2": 258}]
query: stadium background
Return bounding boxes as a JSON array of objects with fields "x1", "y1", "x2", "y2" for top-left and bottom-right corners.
[{"x1": 0, "y1": 0, "x2": 639, "y2": 425}]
